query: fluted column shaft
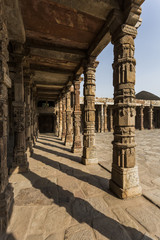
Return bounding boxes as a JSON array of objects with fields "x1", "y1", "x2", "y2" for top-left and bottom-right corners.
[
  {"x1": 110, "y1": 25, "x2": 142, "y2": 199},
  {"x1": 82, "y1": 58, "x2": 98, "y2": 165},
  {"x1": 72, "y1": 77, "x2": 82, "y2": 152}
]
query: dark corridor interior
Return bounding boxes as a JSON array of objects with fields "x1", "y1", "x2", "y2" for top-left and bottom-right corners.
[{"x1": 38, "y1": 114, "x2": 54, "y2": 133}]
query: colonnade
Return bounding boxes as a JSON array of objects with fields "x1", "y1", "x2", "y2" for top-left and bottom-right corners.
[{"x1": 0, "y1": 10, "x2": 143, "y2": 236}]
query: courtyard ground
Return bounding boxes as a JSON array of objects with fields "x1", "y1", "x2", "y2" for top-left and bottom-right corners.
[{"x1": 3, "y1": 130, "x2": 160, "y2": 240}]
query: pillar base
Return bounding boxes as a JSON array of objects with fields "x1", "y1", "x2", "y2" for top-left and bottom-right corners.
[
  {"x1": 0, "y1": 184, "x2": 14, "y2": 235},
  {"x1": 71, "y1": 146, "x2": 82, "y2": 153},
  {"x1": 81, "y1": 157, "x2": 98, "y2": 165},
  {"x1": 110, "y1": 165, "x2": 142, "y2": 199},
  {"x1": 29, "y1": 140, "x2": 34, "y2": 156},
  {"x1": 12, "y1": 153, "x2": 29, "y2": 173}
]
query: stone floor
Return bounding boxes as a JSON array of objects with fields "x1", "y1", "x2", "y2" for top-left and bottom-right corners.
[{"x1": 3, "y1": 130, "x2": 160, "y2": 240}]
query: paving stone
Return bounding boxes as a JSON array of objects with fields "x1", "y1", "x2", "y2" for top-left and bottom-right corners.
[
  {"x1": 112, "y1": 208, "x2": 144, "y2": 240},
  {"x1": 15, "y1": 187, "x2": 57, "y2": 206},
  {"x1": 7, "y1": 206, "x2": 33, "y2": 240},
  {"x1": 126, "y1": 206, "x2": 160, "y2": 234},
  {"x1": 93, "y1": 217, "x2": 132, "y2": 240},
  {"x1": 57, "y1": 175, "x2": 80, "y2": 193},
  {"x1": 143, "y1": 188, "x2": 160, "y2": 207},
  {"x1": 26, "y1": 234, "x2": 43, "y2": 240},
  {"x1": 86, "y1": 196, "x2": 109, "y2": 218},
  {"x1": 80, "y1": 177, "x2": 104, "y2": 197},
  {"x1": 152, "y1": 178, "x2": 160, "y2": 187},
  {"x1": 44, "y1": 206, "x2": 72, "y2": 237},
  {"x1": 64, "y1": 223, "x2": 96, "y2": 240},
  {"x1": 45, "y1": 232, "x2": 64, "y2": 240}
]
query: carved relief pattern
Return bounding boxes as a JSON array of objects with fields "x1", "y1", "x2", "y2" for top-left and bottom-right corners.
[
  {"x1": 62, "y1": 95, "x2": 66, "y2": 140},
  {"x1": 112, "y1": 27, "x2": 137, "y2": 169},
  {"x1": 82, "y1": 59, "x2": 97, "y2": 162},
  {"x1": 72, "y1": 78, "x2": 81, "y2": 150},
  {"x1": 65, "y1": 89, "x2": 73, "y2": 144}
]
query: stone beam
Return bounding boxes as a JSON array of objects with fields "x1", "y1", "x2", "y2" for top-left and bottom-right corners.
[
  {"x1": 30, "y1": 64, "x2": 73, "y2": 75},
  {"x1": 4, "y1": 0, "x2": 25, "y2": 43}
]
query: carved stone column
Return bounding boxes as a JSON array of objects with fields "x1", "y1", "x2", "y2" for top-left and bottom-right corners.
[
  {"x1": 58, "y1": 98, "x2": 62, "y2": 138},
  {"x1": 55, "y1": 102, "x2": 59, "y2": 136},
  {"x1": 72, "y1": 75, "x2": 82, "y2": 152},
  {"x1": 61, "y1": 93, "x2": 66, "y2": 142},
  {"x1": 140, "y1": 105, "x2": 144, "y2": 130},
  {"x1": 33, "y1": 85, "x2": 37, "y2": 142},
  {"x1": 24, "y1": 75, "x2": 33, "y2": 156},
  {"x1": 30, "y1": 87, "x2": 35, "y2": 146},
  {"x1": 109, "y1": 108, "x2": 113, "y2": 131},
  {"x1": 149, "y1": 105, "x2": 153, "y2": 129},
  {"x1": 82, "y1": 58, "x2": 98, "y2": 165},
  {"x1": 104, "y1": 104, "x2": 108, "y2": 132},
  {"x1": 109, "y1": 25, "x2": 142, "y2": 199},
  {"x1": 12, "y1": 51, "x2": 29, "y2": 173},
  {"x1": 97, "y1": 106, "x2": 101, "y2": 133},
  {"x1": 100, "y1": 104, "x2": 104, "y2": 132},
  {"x1": 0, "y1": 5, "x2": 14, "y2": 232},
  {"x1": 65, "y1": 86, "x2": 73, "y2": 146}
]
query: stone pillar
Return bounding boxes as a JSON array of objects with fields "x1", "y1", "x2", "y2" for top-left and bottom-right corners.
[
  {"x1": 24, "y1": 75, "x2": 33, "y2": 156},
  {"x1": 0, "y1": 5, "x2": 14, "y2": 232},
  {"x1": 33, "y1": 86, "x2": 37, "y2": 142},
  {"x1": 61, "y1": 93, "x2": 66, "y2": 142},
  {"x1": 140, "y1": 105, "x2": 144, "y2": 130},
  {"x1": 55, "y1": 102, "x2": 59, "y2": 136},
  {"x1": 82, "y1": 58, "x2": 98, "y2": 165},
  {"x1": 12, "y1": 52, "x2": 29, "y2": 173},
  {"x1": 30, "y1": 87, "x2": 35, "y2": 146},
  {"x1": 65, "y1": 86, "x2": 72, "y2": 146},
  {"x1": 58, "y1": 98, "x2": 62, "y2": 138},
  {"x1": 72, "y1": 75, "x2": 82, "y2": 152},
  {"x1": 97, "y1": 106, "x2": 101, "y2": 133},
  {"x1": 104, "y1": 104, "x2": 108, "y2": 132},
  {"x1": 100, "y1": 104, "x2": 104, "y2": 132},
  {"x1": 149, "y1": 105, "x2": 153, "y2": 129},
  {"x1": 109, "y1": 108, "x2": 113, "y2": 131},
  {"x1": 109, "y1": 25, "x2": 142, "y2": 199}
]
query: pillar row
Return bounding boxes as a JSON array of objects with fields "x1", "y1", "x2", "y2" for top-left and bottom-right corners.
[
  {"x1": 104, "y1": 104, "x2": 108, "y2": 132},
  {"x1": 82, "y1": 58, "x2": 98, "y2": 165},
  {"x1": 58, "y1": 98, "x2": 62, "y2": 138},
  {"x1": 109, "y1": 25, "x2": 142, "y2": 199}
]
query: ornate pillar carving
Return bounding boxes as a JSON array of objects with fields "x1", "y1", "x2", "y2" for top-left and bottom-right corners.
[
  {"x1": 109, "y1": 25, "x2": 142, "y2": 199},
  {"x1": 24, "y1": 74, "x2": 33, "y2": 156},
  {"x1": 61, "y1": 93, "x2": 66, "y2": 142},
  {"x1": 55, "y1": 102, "x2": 59, "y2": 136},
  {"x1": 58, "y1": 98, "x2": 62, "y2": 138},
  {"x1": 65, "y1": 86, "x2": 72, "y2": 146},
  {"x1": 149, "y1": 105, "x2": 153, "y2": 129},
  {"x1": 100, "y1": 104, "x2": 104, "y2": 133},
  {"x1": 12, "y1": 49, "x2": 29, "y2": 173},
  {"x1": 72, "y1": 75, "x2": 82, "y2": 152},
  {"x1": 0, "y1": 2, "x2": 14, "y2": 233},
  {"x1": 104, "y1": 104, "x2": 108, "y2": 132},
  {"x1": 82, "y1": 58, "x2": 99, "y2": 165},
  {"x1": 139, "y1": 105, "x2": 144, "y2": 130}
]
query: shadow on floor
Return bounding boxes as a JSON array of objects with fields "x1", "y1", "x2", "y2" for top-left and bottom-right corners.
[
  {"x1": 21, "y1": 170, "x2": 153, "y2": 240},
  {"x1": 32, "y1": 152, "x2": 109, "y2": 192},
  {"x1": 34, "y1": 144, "x2": 81, "y2": 163},
  {"x1": 37, "y1": 139, "x2": 71, "y2": 153},
  {"x1": 39, "y1": 137, "x2": 65, "y2": 146}
]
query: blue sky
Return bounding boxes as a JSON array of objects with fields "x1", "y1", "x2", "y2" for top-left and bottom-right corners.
[{"x1": 81, "y1": 1, "x2": 160, "y2": 98}]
